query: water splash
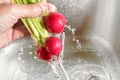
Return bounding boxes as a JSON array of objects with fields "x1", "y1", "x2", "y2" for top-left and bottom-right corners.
[
  {"x1": 66, "y1": 25, "x2": 81, "y2": 50},
  {"x1": 76, "y1": 39, "x2": 82, "y2": 49},
  {"x1": 49, "y1": 60, "x2": 70, "y2": 80},
  {"x1": 59, "y1": 61, "x2": 70, "y2": 80},
  {"x1": 49, "y1": 61, "x2": 61, "y2": 80},
  {"x1": 48, "y1": 32, "x2": 70, "y2": 80}
]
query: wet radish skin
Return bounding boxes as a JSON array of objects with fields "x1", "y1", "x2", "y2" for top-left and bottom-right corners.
[
  {"x1": 36, "y1": 46, "x2": 52, "y2": 62},
  {"x1": 43, "y1": 12, "x2": 66, "y2": 33},
  {"x1": 45, "y1": 37, "x2": 62, "y2": 57}
]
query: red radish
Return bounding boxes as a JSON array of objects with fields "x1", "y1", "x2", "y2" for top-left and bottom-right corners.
[
  {"x1": 36, "y1": 46, "x2": 52, "y2": 62},
  {"x1": 43, "y1": 12, "x2": 66, "y2": 33},
  {"x1": 45, "y1": 37, "x2": 62, "y2": 57}
]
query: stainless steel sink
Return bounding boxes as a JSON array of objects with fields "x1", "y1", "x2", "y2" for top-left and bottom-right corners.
[{"x1": 0, "y1": 0, "x2": 120, "y2": 80}]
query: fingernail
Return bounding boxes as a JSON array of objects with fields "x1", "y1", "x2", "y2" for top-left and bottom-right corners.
[
  {"x1": 33, "y1": 4, "x2": 43, "y2": 15},
  {"x1": 48, "y1": 3, "x2": 57, "y2": 12},
  {"x1": 37, "y1": 2, "x2": 48, "y2": 13}
]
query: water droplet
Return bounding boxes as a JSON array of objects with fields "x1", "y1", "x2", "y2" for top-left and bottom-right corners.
[
  {"x1": 22, "y1": 60, "x2": 25, "y2": 64},
  {"x1": 72, "y1": 36, "x2": 76, "y2": 41},
  {"x1": 78, "y1": 60, "x2": 83, "y2": 63},
  {"x1": 17, "y1": 56, "x2": 22, "y2": 61},
  {"x1": 21, "y1": 47, "x2": 24, "y2": 51},
  {"x1": 66, "y1": 25, "x2": 82, "y2": 49},
  {"x1": 0, "y1": 50, "x2": 6, "y2": 54},
  {"x1": 34, "y1": 56, "x2": 37, "y2": 59},
  {"x1": 71, "y1": 28, "x2": 76, "y2": 34},
  {"x1": 65, "y1": 25, "x2": 71, "y2": 31},
  {"x1": 76, "y1": 40, "x2": 81, "y2": 49},
  {"x1": 29, "y1": 52, "x2": 33, "y2": 55},
  {"x1": 77, "y1": 45, "x2": 81, "y2": 49},
  {"x1": 76, "y1": 40, "x2": 79, "y2": 44},
  {"x1": 18, "y1": 53, "x2": 24, "y2": 57},
  {"x1": 29, "y1": 45, "x2": 32, "y2": 48},
  {"x1": 31, "y1": 77, "x2": 34, "y2": 80}
]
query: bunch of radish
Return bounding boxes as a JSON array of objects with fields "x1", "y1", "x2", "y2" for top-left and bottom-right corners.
[
  {"x1": 36, "y1": 12, "x2": 66, "y2": 62},
  {"x1": 12, "y1": 0, "x2": 66, "y2": 62}
]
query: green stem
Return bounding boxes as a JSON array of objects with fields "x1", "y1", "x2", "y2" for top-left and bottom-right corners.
[{"x1": 12, "y1": 0, "x2": 49, "y2": 46}]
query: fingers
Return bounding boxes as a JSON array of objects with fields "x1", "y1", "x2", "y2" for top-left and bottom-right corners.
[
  {"x1": 12, "y1": 3, "x2": 43, "y2": 18},
  {"x1": 0, "y1": 27, "x2": 30, "y2": 48},
  {"x1": 12, "y1": 27, "x2": 30, "y2": 40},
  {"x1": 0, "y1": 2, "x2": 56, "y2": 33},
  {"x1": 12, "y1": 2, "x2": 57, "y2": 18},
  {"x1": 0, "y1": 2, "x2": 57, "y2": 48},
  {"x1": 0, "y1": 27, "x2": 13, "y2": 48}
]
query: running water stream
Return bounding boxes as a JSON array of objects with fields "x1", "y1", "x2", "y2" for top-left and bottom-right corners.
[
  {"x1": 47, "y1": 25, "x2": 82, "y2": 80},
  {"x1": 48, "y1": 32, "x2": 70, "y2": 80}
]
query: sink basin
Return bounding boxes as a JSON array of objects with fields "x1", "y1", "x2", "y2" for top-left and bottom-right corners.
[{"x1": 0, "y1": 0, "x2": 120, "y2": 80}]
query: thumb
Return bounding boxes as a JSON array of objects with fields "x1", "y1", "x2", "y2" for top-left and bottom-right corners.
[
  {"x1": 0, "y1": 2, "x2": 56, "y2": 33},
  {"x1": 12, "y1": 2, "x2": 56, "y2": 18}
]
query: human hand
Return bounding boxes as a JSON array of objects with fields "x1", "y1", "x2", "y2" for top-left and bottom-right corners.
[{"x1": 0, "y1": 0, "x2": 56, "y2": 48}]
